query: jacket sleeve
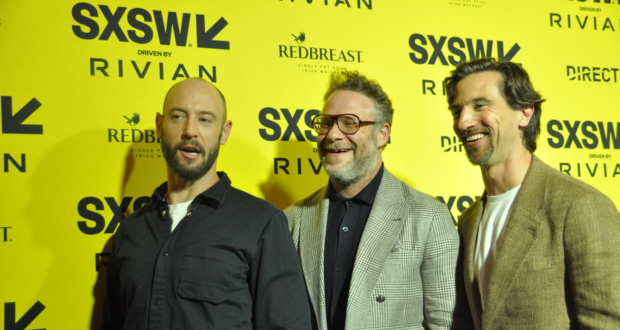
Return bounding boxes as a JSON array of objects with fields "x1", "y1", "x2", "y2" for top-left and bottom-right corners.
[
  {"x1": 250, "y1": 210, "x2": 311, "y2": 330},
  {"x1": 101, "y1": 233, "x2": 125, "y2": 330},
  {"x1": 564, "y1": 192, "x2": 620, "y2": 328},
  {"x1": 421, "y1": 202, "x2": 473, "y2": 330}
]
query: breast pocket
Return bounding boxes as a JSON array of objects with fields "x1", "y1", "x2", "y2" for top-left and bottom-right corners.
[{"x1": 177, "y1": 245, "x2": 235, "y2": 305}]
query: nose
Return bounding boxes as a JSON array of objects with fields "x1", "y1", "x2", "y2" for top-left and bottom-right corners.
[
  {"x1": 182, "y1": 116, "x2": 198, "y2": 140},
  {"x1": 324, "y1": 119, "x2": 345, "y2": 141},
  {"x1": 455, "y1": 107, "x2": 476, "y2": 133}
]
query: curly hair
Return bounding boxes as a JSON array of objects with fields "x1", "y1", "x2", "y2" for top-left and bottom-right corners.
[{"x1": 324, "y1": 69, "x2": 394, "y2": 129}]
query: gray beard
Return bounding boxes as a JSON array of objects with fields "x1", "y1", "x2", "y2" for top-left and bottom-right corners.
[{"x1": 321, "y1": 137, "x2": 378, "y2": 188}]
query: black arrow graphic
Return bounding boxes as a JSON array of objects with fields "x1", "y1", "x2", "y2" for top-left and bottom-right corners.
[
  {"x1": 4, "y1": 301, "x2": 46, "y2": 330},
  {"x1": 1, "y1": 96, "x2": 43, "y2": 134}
]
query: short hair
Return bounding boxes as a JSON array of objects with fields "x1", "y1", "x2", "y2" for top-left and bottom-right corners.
[
  {"x1": 163, "y1": 77, "x2": 227, "y2": 123},
  {"x1": 445, "y1": 58, "x2": 545, "y2": 152},
  {"x1": 324, "y1": 69, "x2": 394, "y2": 129}
]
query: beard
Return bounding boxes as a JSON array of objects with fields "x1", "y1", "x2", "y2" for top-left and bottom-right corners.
[
  {"x1": 161, "y1": 135, "x2": 220, "y2": 182},
  {"x1": 320, "y1": 134, "x2": 378, "y2": 188},
  {"x1": 460, "y1": 127, "x2": 494, "y2": 166}
]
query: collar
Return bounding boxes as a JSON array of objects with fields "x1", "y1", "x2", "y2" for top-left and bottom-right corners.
[
  {"x1": 150, "y1": 171, "x2": 231, "y2": 208},
  {"x1": 328, "y1": 163, "x2": 384, "y2": 211}
]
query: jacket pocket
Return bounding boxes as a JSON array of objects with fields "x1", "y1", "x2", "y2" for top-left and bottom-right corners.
[{"x1": 177, "y1": 245, "x2": 234, "y2": 305}]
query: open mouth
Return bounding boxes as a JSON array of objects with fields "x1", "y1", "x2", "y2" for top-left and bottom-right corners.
[{"x1": 179, "y1": 145, "x2": 202, "y2": 156}]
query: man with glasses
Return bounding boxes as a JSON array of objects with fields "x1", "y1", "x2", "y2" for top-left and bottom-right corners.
[{"x1": 285, "y1": 69, "x2": 472, "y2": 330}]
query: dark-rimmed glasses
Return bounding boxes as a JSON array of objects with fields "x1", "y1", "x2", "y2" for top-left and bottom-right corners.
[{"x1": 311, "y1": 114, "x2": 375, "y2": 135}]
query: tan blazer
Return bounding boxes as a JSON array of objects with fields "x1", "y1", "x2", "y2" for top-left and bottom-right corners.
[
  {"x1": 286, "y1": 169, "x2": 472, "y2": 330},
  {"x1": 459, "y1": 155, "x2": 620, "y2": 329}
]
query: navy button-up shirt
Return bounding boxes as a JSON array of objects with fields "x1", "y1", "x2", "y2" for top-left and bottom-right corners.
[{"x1": 102, "y1": 172, "x2": 311, "y2": 329}]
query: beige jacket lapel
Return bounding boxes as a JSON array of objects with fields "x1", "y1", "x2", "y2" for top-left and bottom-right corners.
[
  {"x1": 299, "y1": 187, "x2": 330, "y2": 330},
  {"x1": 461, "y1": 198, "x2": 484, "y2": 329},
  {"x1": 345, "y1": 170, "x2": 408, "y2": 329},
  {"x1": 482, "y1": 156, "x2": 549, "y2": 326}
]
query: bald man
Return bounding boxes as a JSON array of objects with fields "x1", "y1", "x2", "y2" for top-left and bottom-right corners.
[{"x1": 102, "y1": 78, "x2": 311, "y2": 330}]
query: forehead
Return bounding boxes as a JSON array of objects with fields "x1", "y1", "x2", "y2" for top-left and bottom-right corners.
[
  {"x1": 454, "y1": 71, "x2": 504, "y2": 103},
  {"x1": 164, "y1": 79, "x2": 224, "y2": 115},
  {"x1": 323, "y1": 90, "x2": 375, "y2": 118}
]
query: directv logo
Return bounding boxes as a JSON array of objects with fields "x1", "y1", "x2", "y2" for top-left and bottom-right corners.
[{"x1": 441, "y1": 136, "x2": 463, "y2": 152}]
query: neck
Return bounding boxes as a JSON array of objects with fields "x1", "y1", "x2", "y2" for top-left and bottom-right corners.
[
  {"x1": 480, "y1": 149, "x2": 532, "y2": 196},
  {"x1": 331, "y1": 159, "x2": 382, "y2": 199},
  {"x1": 165, "y1": 164, "x2": 219, "y2": 205}
]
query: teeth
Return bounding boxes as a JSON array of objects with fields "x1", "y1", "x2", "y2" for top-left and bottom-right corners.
[{"x1": 467, "y1": 133, "x2": 485, "y2": 142}]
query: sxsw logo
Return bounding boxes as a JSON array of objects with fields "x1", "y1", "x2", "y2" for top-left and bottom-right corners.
[
  {"x1": 566, "y1": 65, "x2": 618, "y2": 82},
  {"x1": 547, "y1": 120, "x2": 620, "y2": 149},
  {"x1": 408, "y1": 34, "x2": 521, "y2": 65},
  {"x1": 108, "y1": 113, "x2": 160, "y2": 143},
  {"x1": 436, "y1": 195, "x2": 481, "y2": 224},
  {"x1": 77, "y1": 196, "x2": 150, "y2": 234},
  {"x1": 4, "y1": 301, "x2": 45, "y2": 330},
  {"x1": 259, "y1": 107, "x2": 320, "y2": 142},
  {"x1": 71, "y1": 3, "x2": 230, "y2": 49},
  {"x1": 279, "y1": 32, "x2": 364, "y2": 63},
  {"x1": 441, "y1": 136, "x2": 463, "y2": 152}
]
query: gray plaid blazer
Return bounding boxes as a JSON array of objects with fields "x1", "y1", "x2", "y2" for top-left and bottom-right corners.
[{"x1": 285, "y1": 169, "x2": 472, "y2": 330}]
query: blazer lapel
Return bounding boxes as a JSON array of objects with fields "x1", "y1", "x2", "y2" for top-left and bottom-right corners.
[
  {"x1": 461, "y1": 198, "x2": 485, "y2": 329},
  {"x1": 299, "y1": 187, "x2": 330, "y2": 330},
  {"x1": 482, "y1": 156, "x2": 548, "y2": 326},
  {"x1": 345, "y1": 170, "x2": 408, "y2": 329}
]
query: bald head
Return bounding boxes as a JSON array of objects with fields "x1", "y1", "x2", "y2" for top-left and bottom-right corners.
[{"x1": 163, "y1": 78, "x2": 227, "y2": 124}]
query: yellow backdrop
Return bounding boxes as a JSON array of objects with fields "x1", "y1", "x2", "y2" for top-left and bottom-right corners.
[{"x1": 1, "y1": 0, "x2": 618, "y2": 328}]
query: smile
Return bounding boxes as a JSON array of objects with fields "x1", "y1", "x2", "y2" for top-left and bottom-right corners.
[
  {"x1": 326, "y1": 148, "x2": 351, "y2": 153},
  {"x1": 466, "y1": 133, "x2": 486, "y2": 142}
]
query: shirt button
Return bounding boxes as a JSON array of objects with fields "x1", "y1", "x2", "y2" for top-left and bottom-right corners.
[
  {"x1": 336, "y1": 266, "x2": 343, "y2": 272},
  {"x1": 187, "y1": 211, "x2": 192, "y2": 216},
  {"x1": 342, "y1": 226, "x2": 349, "y2": 232},
  {"x1": 161, "y1": 210, "x2": 167, "y2": 216},
  {"x1": 376, "y1": 295, "x2": 386, "y2": 303},
  {"x1": 345, "y1": 201, "x2": 352, "y2": 206},
  {"x1": 163, "y1": 252, "x2": 169, "y2": 257},
  {"x1": 155, "y1": 300, "x2": 161, "y2": 305}
]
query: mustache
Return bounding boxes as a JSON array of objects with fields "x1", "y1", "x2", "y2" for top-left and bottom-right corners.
[
  {"x1": 458, "y1": 127, "x2": 491, "y2": 139},
  {"x1": 321, "y1": 141, "x2": 356, "y2": 151},
  {"x1": 175, "y1": 140, "x2": 205, "y2": 154}
]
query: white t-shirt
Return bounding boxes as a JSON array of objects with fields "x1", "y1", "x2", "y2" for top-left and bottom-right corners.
[
  {"x1": 168, "y1": 200, "x2": 192, "y2": 232},
  {"x1": 474, "y1": 185, "x2": 521, "y2": 310}
]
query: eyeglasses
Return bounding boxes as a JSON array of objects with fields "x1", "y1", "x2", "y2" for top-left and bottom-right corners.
[{"x1": 311, "y1": 114, "x2": 376, "y2": 135}]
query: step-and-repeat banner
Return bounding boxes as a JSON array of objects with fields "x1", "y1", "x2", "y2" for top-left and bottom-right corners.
[{"x1": 1, "y1": 0, "x2": 618, "y2": 328}]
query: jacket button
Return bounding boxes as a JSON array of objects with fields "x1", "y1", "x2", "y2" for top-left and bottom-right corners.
[{"x1": 376, "y1": 295, "x2": 386, "y2": 303}]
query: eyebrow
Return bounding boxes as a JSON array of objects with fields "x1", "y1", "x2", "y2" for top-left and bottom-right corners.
[{"x1": 168, "y1": 108, "x2": 217, "y2": 117}]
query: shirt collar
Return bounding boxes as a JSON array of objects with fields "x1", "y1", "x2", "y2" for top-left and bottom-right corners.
[
  {"x1": 150, "y1": 171, "x2": 231, "y2": 208},
  {"x1": 328, "y1": 163, "x2": 384, "y2": 210}
]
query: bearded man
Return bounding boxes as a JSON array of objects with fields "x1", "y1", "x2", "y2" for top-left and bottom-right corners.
[
  {"x1": 285, "y1": 69, "x2": 472, "y2": 330},
  {"x1": 446, "y1": 58, "x2": 620, "y2": 329},
  {"x1": 102, "y1": 78, "x2": 310, "y2": 330}
]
